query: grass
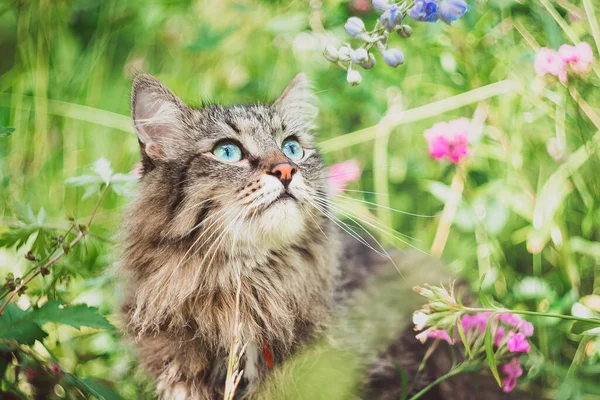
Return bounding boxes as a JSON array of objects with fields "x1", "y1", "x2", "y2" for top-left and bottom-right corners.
[{"x1": 1, "y1": 0, "x2": 600, "y2": 398}]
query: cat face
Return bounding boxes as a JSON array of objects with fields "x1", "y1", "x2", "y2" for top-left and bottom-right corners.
[{"x1": 131, "y1": 74, "x2": 328, "y2": 251}]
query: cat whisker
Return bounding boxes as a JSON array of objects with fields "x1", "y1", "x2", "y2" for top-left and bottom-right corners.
[
  {"x1": 331, "y1": 193, "x2": 438, "y2": 218},
  {"x1": 304, "y1": 198, "x2": 387, "y2": 258},
  {"x1": 311, "y1": 197, "x2": 403, "y2": 277},
  {"x1": 314, "y1": 196, "x2": 430, "y2": 257}
]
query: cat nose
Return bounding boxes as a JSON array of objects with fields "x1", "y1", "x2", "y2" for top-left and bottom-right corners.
[{"x1": 267, "y1": 162, "x2": 298, "y2": 188}]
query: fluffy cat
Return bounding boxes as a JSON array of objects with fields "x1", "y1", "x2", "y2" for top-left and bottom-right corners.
[{"x1": 120, "y1": 73, "x2": 339, "y2": 399}]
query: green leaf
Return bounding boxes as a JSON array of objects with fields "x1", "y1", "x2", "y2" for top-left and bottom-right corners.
[
  {"x1": 31, "y1": 301, "x2": 114, "y2": 330},
  {"x1": 456, "y1": 320, "x2": 472, "y2": 359},
  {"x1": 0, "y1": 304, "x2": 48, "y2": 345},
  {"x1": 571, "y1": 320, "x2": 600, "y2": 335},
  {"x1": 67, "y1": 375, "x2": 125, "y2": 400},
  {"x1": 0, "y1": 126, "x2": 15, "y2": 138},
  {"x1": 393, "y1": 362, "x2": 410, "y2": 400},
  {"x1": 483, "y1": 314, "x2": 502, "y2": 387}
]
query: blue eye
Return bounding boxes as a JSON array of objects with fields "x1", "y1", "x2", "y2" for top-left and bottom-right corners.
[
  {"x1": 213, "y1": 142, "x2": 243, "y2": 162},
  {"x1": 282, "y1": 139, "x2": 304, "y2": 161}
]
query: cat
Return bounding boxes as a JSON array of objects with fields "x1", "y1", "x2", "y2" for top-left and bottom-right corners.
[
  {"x1": 120, "y1": 73, "x2": 531, "y2": 400},
  {"x1": 120, "y1": 73, "x2": 340, "y2": 399}
]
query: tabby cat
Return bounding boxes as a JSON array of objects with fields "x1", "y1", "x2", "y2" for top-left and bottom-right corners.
[{"x1": 120, "y1": 74, "x2": 528, "y2": 400}]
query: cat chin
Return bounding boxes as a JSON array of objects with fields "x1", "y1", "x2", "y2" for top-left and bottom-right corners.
[{"x1": 248, "y1": 200, "x2": 305, "y2": 247}]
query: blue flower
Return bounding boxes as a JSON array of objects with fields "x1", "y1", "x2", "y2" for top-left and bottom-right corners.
[
  {"x1": 372, "y1": 0, "x2": 390, "y2": 12},
  {"x1": 409, "y1": 0, "x2": 439, "y2": 23},
  {"x1": 380, "y1": 5, "x2": 403, "y2": 31},
  {"x1": 345, "y1": 17, "x2": 365, "y2": 38},
  {"x1": 438, "y1": 0, "x2": 469, "y2": 24},
  {"x1": 383, "y1": 48, "x2": 404, "y2": 67}
]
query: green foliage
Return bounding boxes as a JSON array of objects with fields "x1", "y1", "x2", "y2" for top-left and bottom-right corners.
[
  {"x1": 0, "y1": 0, "x2": 599, "y2": 398},
  {"x1": 0, "y1": 126, "x2": 14, "y2": 138}
]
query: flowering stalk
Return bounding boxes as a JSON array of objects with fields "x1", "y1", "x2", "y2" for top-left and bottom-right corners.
[
  {"x1": 410, "y1": 283, "x2": 600, "y2": 396},
  {"x1": 325, "y1": 0, "x2": 469, "y2": 85}
]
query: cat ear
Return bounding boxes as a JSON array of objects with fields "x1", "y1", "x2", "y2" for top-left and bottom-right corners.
[
  {"x1": 274, "y1": 73, "x2": 318, "y2": 132},
  {"x1": 131, "y1": 74, "x2": 190, "y2": 160}
]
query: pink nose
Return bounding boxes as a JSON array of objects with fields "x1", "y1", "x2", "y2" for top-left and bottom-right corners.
[{"x1": 268, "y1": 162, "x2": 298, "y2": 188}]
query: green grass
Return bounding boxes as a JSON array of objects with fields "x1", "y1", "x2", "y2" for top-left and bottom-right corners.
[{"x1": 1, "y1": 0, "x2": 600, "y2": 398}]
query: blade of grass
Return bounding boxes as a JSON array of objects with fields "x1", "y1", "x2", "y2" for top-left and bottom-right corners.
[{"x1": 319, "y1": 80, "x2": 519, "y2": 153}]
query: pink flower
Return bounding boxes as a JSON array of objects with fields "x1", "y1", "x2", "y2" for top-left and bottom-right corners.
[
  {"x1": 494, "y1": 326, "x2": 505, "y2": 346},
  {"x1": 559, "y1": 42, "x2": 594, "y2": 74},
  {"x1": 500, "y1": 358, "x2": 523, "y2": 393},
  {"x1": 423, "y1": 118, "x2": 471, "y2": 164},
  {"x1": 427, "y1": 329, "x2": 453, "y2": 344},
  {"x1": 506, "y1": 332, "x2": 531, "y2": 353},
  {"x1": 460, "y1": 312, "x2": 491, "y2": 332},
  {"x1": 499, "y1": 313, "x2": 522, "y2": 327},
  {"x1": 534, "y1": 47, "x2": 567, "y2": 83},
  {"x1": 517, "y1": 320, "x2": 534, "y2": 337},
  {"x1": 328, "y1": 160, "x2": 361, "y2": 194}
]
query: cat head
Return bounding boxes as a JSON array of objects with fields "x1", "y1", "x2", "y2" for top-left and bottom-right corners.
[{"x1": 130, "y1": 74, "x2": 329, "y2": 251}]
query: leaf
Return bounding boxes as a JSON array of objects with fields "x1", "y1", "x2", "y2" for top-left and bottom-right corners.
[
  {"x1": 478, "y1": 289, "x2": 495, "y2": 309},
  {"x1": 66, "y1": 375, "x2": 125, "y2": 400},
  {"x1": 393, "y1": 362, "x2": 410, "y2": 400},
  {"x1": 0, "y1": 304, "x2": 48, "y2": 345},
  {"x1": 31, "y1": 301, "x2": 114, "y2": 330},
  {"x1": 571, "y1": 237, "x2": 600, "y2": 258},
  {"x1": 483, "y1": 314, "x2": 502, "y2": 387},
  {"x1": 571, "y1": 320, "x2": 600, "y2": 335},
  {"x1": 65, "y1": 174, "x2": 104, "y2": 187},
  {"x1": 0, "y1": 126, "x2": 15, "y2": 138},
  {"x1": 456, "y1": 320, "x2": 472, "y2": 359}
]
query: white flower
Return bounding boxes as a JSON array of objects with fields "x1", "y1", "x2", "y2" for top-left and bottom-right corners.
[
  {"x1": 360, "y1": 53, "x2": 376, "y2": 70},
  {"x1": 347, "y1": 69, "x2": 362, "y2": 86},
  {"x1": 324, "y1": 46, "x2": 339, "y2": 62},
  {"x1": 372, "y1": 0, "x2": 390, "y2": 12},
  {"x1": 352, "y1": 48, "x2": 369, "y2": 64},
  {"x1": 338, "y1": 46, "x2": 353, "y2": 62},
  {"x1": 413, "y1": 311, "x2": 430, "y2": 331},
  {"x1": 345, "y1": 17, "x2": 365, "y2": 38}
]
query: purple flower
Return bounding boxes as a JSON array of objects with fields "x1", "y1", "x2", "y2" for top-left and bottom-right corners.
[
  {"x1": 501, "y1": 358, "x2": 523, "y2": 392},
  {"x1": 380, "y1": 5, "x2": 403, "y2": 31},
  {"x1": 409, "y1": 0, "x2": 439, "y2": 23},
  {"x1": 506, "y1": 332, "x2": 531, "y2": 353},
  {"x1": 494, "y1": 326, "x2": 505, "y2": 346},
  {"x1": 499, "y1": 313, "x2": 522, "y2": 327},
  {"x1": 345, "y1": 17, "x2": 365, "y2": 38},
  {"x1": 518, "y1": 320, "x2": 534, "y2": 337},
  {"x1": 438, "y1": 0, "x2": 470, "y2": 24},
  {"x1": 383, "y1": 48, "x2": 404, "y2": 67},
  {"x1": 372, "y1": 0, "x2": 390, "y2": 12},
  {"x1": 427, "y1": 329, "x2": 453, "y2": 344}
]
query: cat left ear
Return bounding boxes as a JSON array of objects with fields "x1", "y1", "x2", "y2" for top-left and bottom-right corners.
[
  {"x1": 131, "y1": 74, "x2": 191, "y2": 161},
  {"x1": 274, "y1": 73, "x2": 318, "y2": 132}
]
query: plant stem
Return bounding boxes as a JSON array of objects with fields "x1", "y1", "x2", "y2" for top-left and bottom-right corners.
[
  {"x1": 408, "y1": 364, "x2": 479, "y2": 400},
  {"x1": 0, "y1": 185, "x2": 109, "y2": 317},
  {"x1": 462, "y1": 307, "x2": 600, "y2": 326}
]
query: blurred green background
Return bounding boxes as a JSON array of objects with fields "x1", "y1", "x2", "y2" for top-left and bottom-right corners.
[{"x1": 1, "y1": 0, "x2": 600, "y2": 398}]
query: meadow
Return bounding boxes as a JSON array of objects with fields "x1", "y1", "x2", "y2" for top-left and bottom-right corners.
[{"x1": 1, "y1": 0, "x2": 600, "y2": 398}]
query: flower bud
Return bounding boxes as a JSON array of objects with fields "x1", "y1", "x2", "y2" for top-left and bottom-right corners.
[
  {"x1": 380, "y1": 5, "x2": 403, "y2": 31},
  {"x1": 360, "y1": 53, "x2": 376, "y2": 69},
  {"x1": 338, "y1": 46, "x2": 353, "y2": 62},
  {"x1": 345, "y1": 17, "x2": 366, "y2": 38},
  {"x1": 412, "y1": 311, "x2": 431, "y2": 331},
  {"x1": 352, "y1": 48, "x2": 369, "y2": 64},
  {"x1": 347, "y1": 69, "x2": 362, "y2": 86},
  {"x1": 372, "y1": 0, "x2": 390, "y2": 11},
  {"x1": 324, "y1": 46, "x2": 339, "y2": 62},
  {"x1": 397, "y1": 24, "x2": 413, "y2": 38},
  {"x1": 383, "y1": 48, "x2": 404, "y2": 67}
]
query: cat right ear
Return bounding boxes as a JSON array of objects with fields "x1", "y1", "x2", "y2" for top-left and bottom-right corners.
[{"x1": 131, "y1": 74, "x2": 189, "y2": 161}]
